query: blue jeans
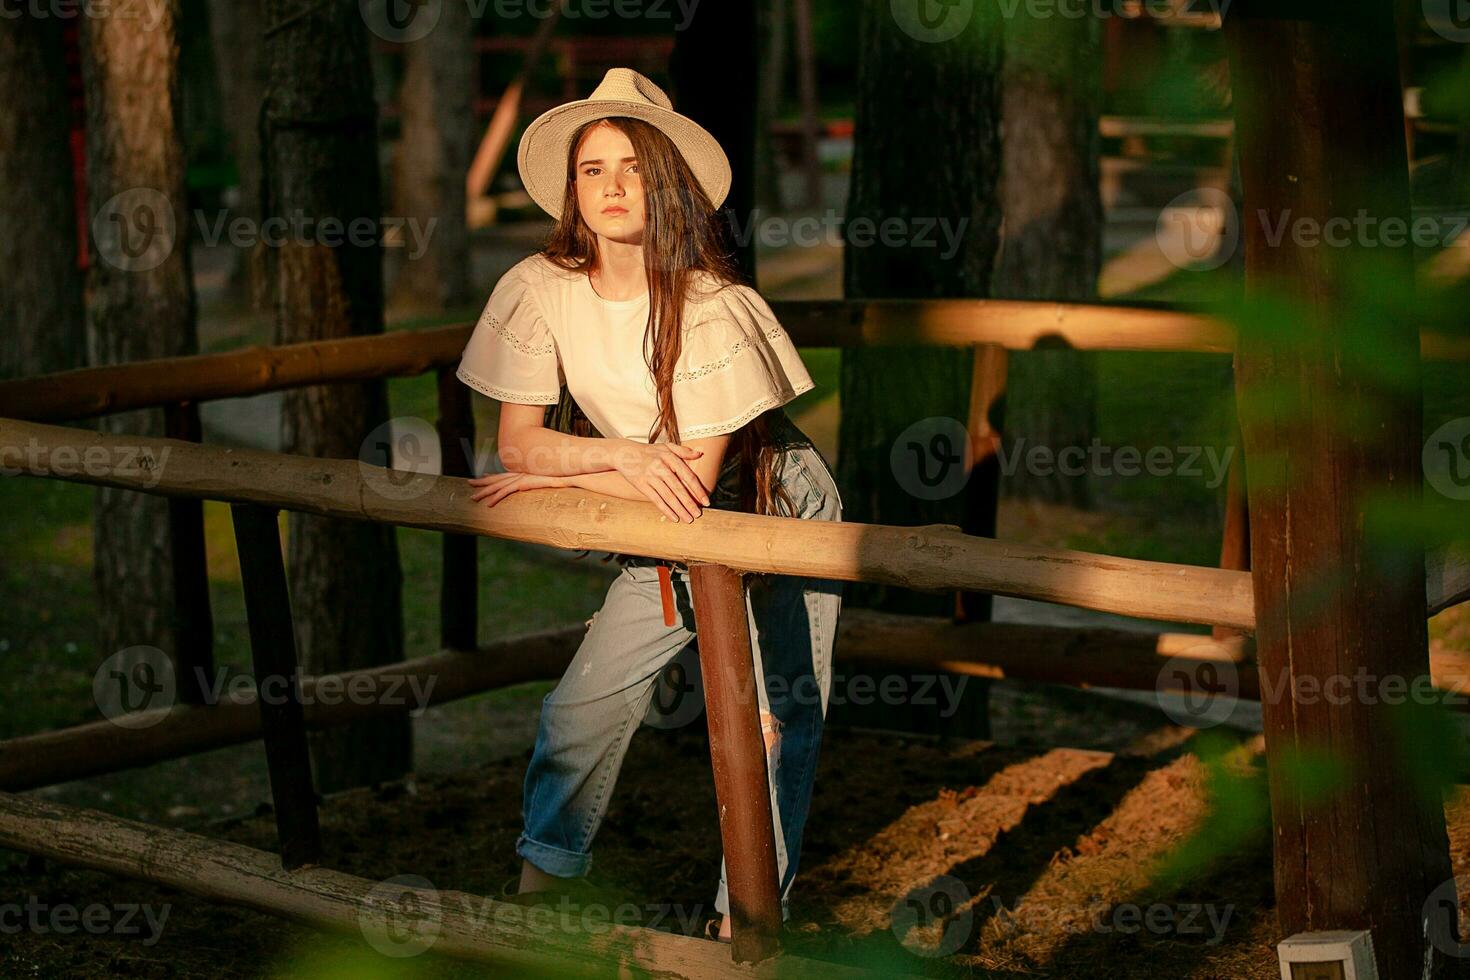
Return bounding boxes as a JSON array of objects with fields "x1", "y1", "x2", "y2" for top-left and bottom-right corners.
[{"x1": 515, "y1": 437, "x2": 845, "y2": 920}]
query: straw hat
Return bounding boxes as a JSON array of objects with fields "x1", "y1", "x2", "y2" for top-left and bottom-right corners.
[{"x1": 515, "y1": 67, "x2": 732, "y2": 220}]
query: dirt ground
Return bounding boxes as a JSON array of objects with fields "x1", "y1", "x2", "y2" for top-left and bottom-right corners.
[{"x1": 11, "y1": 673, "x2": 1465, "y2": 980}]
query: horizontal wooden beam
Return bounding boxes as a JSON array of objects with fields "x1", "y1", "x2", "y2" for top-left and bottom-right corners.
[
  {"x1": 767, "y1": 298, "x2": 1235, "y2": 353},
  {"x1": 5, "y1": 302, "x2": 1464, "y2": 423},
  {"x1": 0, "y1": 792, "x2": 896, "y2": 979},
  {"x1": 8, "y1": 611, "x2": 1469, "y2": 794},
  {"x1": 0, "y1": 631, "x2": 580, "y2": 791},
  {"x1": 0, "y1": 326, "x2": 471, "y2": 422},
  {"x1": 841, "y1": 611, "x2": 1470, "y2": 709},
  {"x1": 0, "y1": 621, "x2": 1238, "y2": 792},
  {"x1": 0, "y1": 417, "x2": 1257, "y2": 628}
]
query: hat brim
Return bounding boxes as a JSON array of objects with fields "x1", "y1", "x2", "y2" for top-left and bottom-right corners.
[{"x1": 516, "y1": 98, "x2": 733, "y2": 221}]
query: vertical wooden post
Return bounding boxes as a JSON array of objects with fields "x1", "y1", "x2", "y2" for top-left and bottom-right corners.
[
  {"x1": 436, "y1": 365, "x2": 477, "y2": 651},
  {"x1": 163, "y1": 401, "x2": 215, "y2": 704},
  {"x1": 951, "y1": 343, "x2": 1007, "y2": 738},
  {"x1": 958, "y1": 343, "x2": 1007, "y2": 623},
  {"x1": 1225, "y1": 3, "x2": 1455, "y2": 975},
  {"x1": 231, "y1": 503, "x2": 321, "y2": 871},
  {"x1": 687, "y1": 562, "x2": 782, "y2": 964}
]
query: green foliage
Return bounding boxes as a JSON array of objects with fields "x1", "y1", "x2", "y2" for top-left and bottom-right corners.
[{"x1": 1148, "y1": 731, "x2": 1269, "y2": 895}]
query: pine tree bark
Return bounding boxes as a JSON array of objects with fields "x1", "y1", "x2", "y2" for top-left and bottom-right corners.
[
  {"x1": 833, "y1": 0, "x2": 1004, "y2": 737},
  {"x1": 991, "y1": 11, "x2": 1102, "y2": 509},
  {"x1": 841, "y1": 0, "x2": 1003, "y2": 617},
  {"x1": 262, "y1": 0, "x2": 408, "y2": 794},
  {"x1": 391, "y1": 0, "x2": 473, "y2": 311},
  {"x1": 0, "y1": 14, "x2": 85, "y2": 379},
  {"x1": 81, "y1": 1, "x2": 199, "y2": 676}
]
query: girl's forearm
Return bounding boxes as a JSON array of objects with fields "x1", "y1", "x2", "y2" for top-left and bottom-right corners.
[
  {"x1": 565, "y1": 470, "x2": 712, "y2": 524},
  {"x1": 564, "y1": 469, "x2": 656, "y2": 503},
  {"x1": 500, "y1": 427, "x2": 627, "y2": 477}
]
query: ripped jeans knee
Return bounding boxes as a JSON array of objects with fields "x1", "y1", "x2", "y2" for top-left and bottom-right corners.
[{"x1": 760, "y1": 710, "x2": 782, "y2": 772}]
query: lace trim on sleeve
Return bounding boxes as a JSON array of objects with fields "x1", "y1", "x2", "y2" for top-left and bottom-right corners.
[
  {"x1": 454, "y1": 365, "x2": 559, "y2": 404},
  {"x1": 678, "y1": 377, "x2": 816, "y2": 439},
  {"x1": 672, "y1": 321, "x2": 788, "y2": 384},
  {"x1": 484, "y1": 308, "x2": 556, "y2": 359}
]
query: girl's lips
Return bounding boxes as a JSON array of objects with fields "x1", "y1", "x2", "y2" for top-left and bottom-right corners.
[{"x1": 603, "y1": 207, "x2": 627, "y2": 215}]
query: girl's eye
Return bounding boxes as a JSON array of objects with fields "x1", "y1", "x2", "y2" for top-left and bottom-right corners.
[{"x1": 628, "y1": 164, "x2": 638, "y2": 174}]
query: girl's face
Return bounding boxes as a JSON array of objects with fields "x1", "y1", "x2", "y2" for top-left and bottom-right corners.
[{"x1": 574, "y1": 123, "x2": 646, "y2": 245}]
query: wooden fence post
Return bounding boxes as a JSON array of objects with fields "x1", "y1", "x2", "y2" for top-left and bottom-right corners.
[
  {"x1": 687, "y1": 562, "x2": 782, "y2": 963},
  {"x1": 1225, "y1": 2, "x2": 1456, "y2": 974},
  {"x1": 437, "y1": 365, "x2": 477, "y2": 652},
  {"x1": 164, "y1": 400, "x2": 215, "y2": 704},
  {"x1": 230, "y1": 503, "x2": 321, "y2": 870},
  {"x1": 952, "y1": 342, "x2": 1009, "y2": 738}
]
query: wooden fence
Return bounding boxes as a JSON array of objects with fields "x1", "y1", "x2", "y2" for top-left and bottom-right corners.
[{"x1": 1, "y1": 295, "x2": 1466, "y2": 971}]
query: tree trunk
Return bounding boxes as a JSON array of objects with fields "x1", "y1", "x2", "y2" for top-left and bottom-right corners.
[
  {"x1": 754, "y1": 0, "x2": 788, "y2": 215},
  {"x1": 840, "y1": 0, "x2": 1003, "y2": 617},
  {"x1": 1226, "y1": 3, "x2": 1456, "y2": 975},
  {"x1": 81, "y1": 0, "x2": 199, "y2": 676},
  {"x1": 791, "y1": 0, "x2": 821, "y2": 211},
  {"x1": 390, "y1": 0, "x2": 473, "y2": 311},
  {"x1": 835, "y1": 0, "x2": 1003, "y2": 738},
  {"x1": 206, "y1": 0, "x2": 267, "y2": 306},
  {"x1": 671, "y1": 0, "x2": 759, "y2": 281},
  {"x1": 262, "y1": 0, "x2": 408, "y2": 794},
  {"x1": 991, "y1": 10, "x2": 1102, "y2": 509},
  {"x1": 0, "y1": 14, "x2": 85, "y2": 379}
]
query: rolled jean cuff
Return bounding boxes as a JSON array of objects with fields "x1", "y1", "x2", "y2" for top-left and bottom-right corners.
[{"x1": 516, "y1": 832, "x2": 592, "y2": 878}]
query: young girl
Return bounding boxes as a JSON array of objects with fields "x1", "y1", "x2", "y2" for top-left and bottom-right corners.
[{"x1": 454, "y1": 67, "x2": 844, "y2": 943}]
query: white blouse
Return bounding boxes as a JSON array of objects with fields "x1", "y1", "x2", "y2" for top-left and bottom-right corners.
[{"x1": 455, "y1": 253, "x2": 815, "y2": 443}]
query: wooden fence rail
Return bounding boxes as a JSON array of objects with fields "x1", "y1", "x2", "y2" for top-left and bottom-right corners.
[
  {"x1": 0, "y1": 416, "x2": 1257, "y2": 629},
  {"x1": 3, "y1": 299, "x2": 1464, "y2": 423},
  {"x1": 0, "y1": 792, "x2": 898, "y2": 980},
  {"x1": 8, "y1": 610, "x2": 1470, "y2": 795}
]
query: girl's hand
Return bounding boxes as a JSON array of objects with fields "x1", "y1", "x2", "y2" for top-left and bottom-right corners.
[
  {"x1": 610, "y1": 439, "x2": 711, "y2": 523},
  {"x1": 467, "y1": 471, "x2": 566, "y2": 508}
]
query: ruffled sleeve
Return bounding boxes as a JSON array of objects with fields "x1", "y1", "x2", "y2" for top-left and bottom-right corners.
[
  {"x1": 455, "y1": 264, "x2": 564, "y2": 405},
  {"x1": 672, "y1": 284, "x2": 815, "y2": 440}
]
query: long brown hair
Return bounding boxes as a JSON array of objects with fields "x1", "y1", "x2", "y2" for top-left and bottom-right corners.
[{"x1": 540, "y1": 116, "x2": 797, "y2": 520}]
